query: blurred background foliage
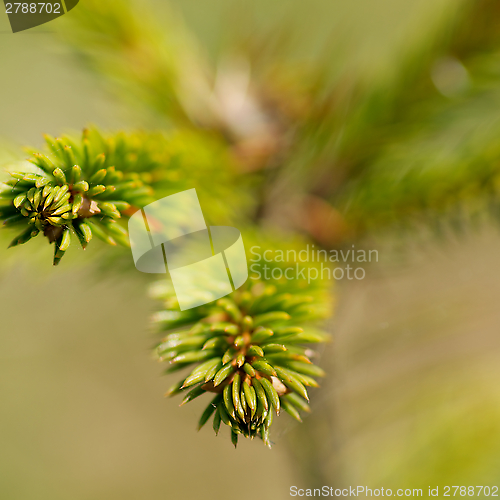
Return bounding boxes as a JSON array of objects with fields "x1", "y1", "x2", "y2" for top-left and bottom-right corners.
[{"x1": 2, "y1": 0, "x2": 500, "y2": 498}]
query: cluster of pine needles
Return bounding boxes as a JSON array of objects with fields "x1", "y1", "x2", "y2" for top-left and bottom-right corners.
[{"x1": 152, "y1": 280, "x2": 329, "y2": 447}]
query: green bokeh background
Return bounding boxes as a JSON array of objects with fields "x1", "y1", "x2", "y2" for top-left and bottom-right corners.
[{"x1": 1, "y1": 0, "x2": 500, "y2": 498}]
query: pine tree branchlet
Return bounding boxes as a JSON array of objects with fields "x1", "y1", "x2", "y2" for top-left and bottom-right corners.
[
  {"x1": 151, "y1": 280, "x2": 330, "y2": 448},
  {"x1": 0, "y1": 129, "x2": 161, "y2": 265}
]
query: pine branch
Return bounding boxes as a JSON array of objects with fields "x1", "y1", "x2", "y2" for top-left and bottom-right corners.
[
  {"x1": 151, "y1": 277, "x2": 331, "y2": 448},
  {"x1": 0, "y1": 127, "x2": 247, "y2": 265},
  {"x1": 0, "y1": 127, "x2": 334, "y2": 448},
  {"x1": 0, "y1": 129, "x2": 152, "y2": 264}
]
